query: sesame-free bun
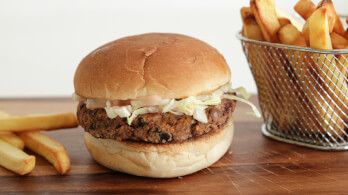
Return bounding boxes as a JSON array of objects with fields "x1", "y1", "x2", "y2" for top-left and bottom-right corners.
[
  {"x1": 84, "y1": 120, "x2": 234, "y2": 178},
  {"x1": 74, "y1": 33, "x2": 231, "y2": 100}
]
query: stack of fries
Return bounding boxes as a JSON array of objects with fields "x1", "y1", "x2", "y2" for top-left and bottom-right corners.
[
  {"x1": 240, "y1": 0, "x2": 348, "y2": 138},
  {"x1": 0, "y1": 111, "x2": 77, "y2": 175}
]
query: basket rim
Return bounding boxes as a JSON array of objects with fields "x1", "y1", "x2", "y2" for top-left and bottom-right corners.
[{"x1": 236, "y1": 32, "x2": 348, "y2": 54}]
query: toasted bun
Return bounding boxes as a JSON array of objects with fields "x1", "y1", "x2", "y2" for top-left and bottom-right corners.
[
  {"x1": 74, "y1": 33, "x2": 231, "y2": 100},
  {"x1": 84, "y1": 119, "x2": 234, "y2": 178}
]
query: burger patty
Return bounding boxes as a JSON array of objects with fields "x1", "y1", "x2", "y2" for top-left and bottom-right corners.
[{"x1": 77, "y1": 99, "x2": 236, "y2": 144}]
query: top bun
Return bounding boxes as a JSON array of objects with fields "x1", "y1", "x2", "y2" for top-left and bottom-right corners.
[{"x1": 74, "y1": 33, "x2": 231, "y2": 100}]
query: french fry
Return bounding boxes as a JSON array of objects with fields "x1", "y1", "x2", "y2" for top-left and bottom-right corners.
[
  {"x1": 0, "y1": 110, "x2": 10, "y2": 118},
  {"x1": 277, "y1": 24, "x2": 312, "y2": 130},
  {"x1": 310, "y1": 7, "x2": 332, "y2": 50},
  {"x1": 309, "y1": 7, "x2": 348, "y2": 135},
  {"x1": 250, "y1": 0, "x2": 280, "y2": 42},
  {"x1": 331, "y1": 32, "x2": 348, "y2": 49},
  {"x1": 269, "y1": 54, "x2": 300, "y2": 131},
  {"x1": 302, "y1": 20, "x2": 310, "y2": 46},
  {"x1": 0, "y1": 139, "x2": 35, "y2": 175},
  {"x1": 0, "y1": 111, "x2": 25, "y2": 149},
  {"x1": 18, "y1": 132, "x2": 70, "y2": 175},
  {"x1": 240, "y1": 6, "x2": 282, "y2": 126},
  {"x1": 277, "y1": 24, "x2": 307, "y2": 47},
  {"x1": 276, "y1": 6, "x2": 303, "y2": 31},
  {"x1": 0, "y1": 132, "x2": 25, "y2": 150},
  {"x1": 338, "y1": 46, "x2": 348, "y2": 83},
  {"x1": 344, "y1": 29, "x2": 348, "y2": 41},
  {"x1": 294, "y1": 0, "x2": 316, "y2": 20},
  {"x1": 241, "y1": 25, "x2": 246, "y2": 37},
  {"x1": 278, "y1": 17, "x2": 291, "y2": 27},
  {"x1": 240, "y1": 7, "x2": 264, "y2": 41},
  {"x1": 0, "y1": 112, "x2": 78, "y2": 132},
  {"x1": 317, "y1": 0, "x2": 344, "y2": 35}
]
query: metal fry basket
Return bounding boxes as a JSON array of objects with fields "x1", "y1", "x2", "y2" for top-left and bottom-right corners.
[{"x1": 237, "y1": 33, "x2": 348, "y2": 150}]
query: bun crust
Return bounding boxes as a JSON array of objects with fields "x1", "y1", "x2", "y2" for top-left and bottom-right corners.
[
  {"x1": 84, "y1": 120, "x2": 234, "y2": 178},
  {"x1": 74, "y1": 33, "x2": 231, "y2": 100}
]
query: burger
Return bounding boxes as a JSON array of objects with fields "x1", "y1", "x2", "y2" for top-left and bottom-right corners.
[{"x1": 73, "y1": 33, "x2": 258, "y2": 178}]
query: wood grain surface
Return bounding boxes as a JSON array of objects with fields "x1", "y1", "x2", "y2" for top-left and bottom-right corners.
[{"x1": 0, "y1": 96, "x2": 348, "y2": 194}]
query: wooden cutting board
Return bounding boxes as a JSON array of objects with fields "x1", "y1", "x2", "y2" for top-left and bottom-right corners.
[{"x1": 0, "y1": 96, "x2": 348, "y2": 194}]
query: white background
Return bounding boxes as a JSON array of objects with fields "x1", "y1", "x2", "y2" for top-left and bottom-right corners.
[{"x1": 0, "y1": 0, "x2": 346, "y2": 98}]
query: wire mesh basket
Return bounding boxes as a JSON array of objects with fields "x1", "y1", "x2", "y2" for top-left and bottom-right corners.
[{"x1": 237, "y1": 33, "x2": 348, "y2": 150}]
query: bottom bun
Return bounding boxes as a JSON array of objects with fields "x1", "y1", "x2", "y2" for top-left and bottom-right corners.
[{"x1": 84, "y1": 119, "x2": 234, "y2": 178}]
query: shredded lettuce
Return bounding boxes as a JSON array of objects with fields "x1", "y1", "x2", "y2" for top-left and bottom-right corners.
[
  {"x1": 99, "y1": 83, "x2": 261, "y2": 124},
  {"x1": 105, "y1": 105, "x2": 132, "y2": 119},
  {"x1": 223, "y1": 94, "x2": 261, "y2": 118},
  {"x1": 131, "y1": 99, "x2": 170, "y2": 108},
  {"x1": 193, "y1": 106, "x2": 208, "y2": 123},
  {"x1": 127, "y1": 108, "x2": 149, "y2": 125},
  {"x1": 230, "y1": 87, "x2": 251, "y2": 100},
  {"x1": 162, "y1": 99, "x2": 175, "y2": 113}
]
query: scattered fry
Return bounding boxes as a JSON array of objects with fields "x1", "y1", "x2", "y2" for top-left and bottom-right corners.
[
  {"x1": 0, "y1": 132, "x2": 25, "y2": 150},
  {"x1": 0, "y1": 112, "x2": 78, "y2": 132},
  {"x1": 0, "y1": 111, "x2": 25, "y2": 149},
  {"x1": 18, "y1": 132, "x2": 70, "y2": 175},
  {"x1": 0, "y1": 110, "x2": 10, "y2": 118},
  {"x1": 0, "y1": 139, "x2": 35, "y2": 175}
]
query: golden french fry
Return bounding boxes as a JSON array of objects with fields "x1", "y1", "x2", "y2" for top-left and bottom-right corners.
[
  {"x1": 0, "y1": 132, "x2": 25, "y2": 150},
  {"x1": 309, "y1": 7, "x2": 348, "y2": 135},
  {"x1": 0, "y1": 139, "x2": 35, "y2": 175},
  {"x1": 240, "y1": 7, "x2": 265, "y2": 41},
  {"x1": 0, "y1": 111, "x2": 25, "y2": 149},
  {"x1": 338, "y1": 46, "x2": 348, "y2": 77},
  {"x1": 239, "y1": 7, "x2": 281, "y2": 125},
  {"x1": 241, "y1": 25, "x2": 246, "y2": 37},
  {"x1": 276, "y1": 6, "x2": 303, "y2": 31},
  {"x1": 278, "y1": 17, "x2": 291, "y2": 27},
  {"x1": 278, "y1": 23, "x2": 313, "y2": 132},
  {"x1": 250, "y1": 0, "x2": 280, "y2": 42},
  {"x1": 331, "y1": 32, "x2": 348, "y2": 49},
  {"x1": 344, "y1": 29, "x2": 348, "y2": 40},
  {"x1": 277, "y1": 23, "x2": 307, "y2": 47},
  {"x1": 302, "y1": 19, "x2": 310, "y2": 46},
  {"x1": 333, "y1": 15, "x2": 345, "y2": 35},
  {"x1": 294, "y1": 0, "x2": 316, "y2": 20},
  {"x1": 316, "y1": 0, "x2": 344, "y2": 35},
  {"x1": 257, "y1": 46, "x2": 300, "y2": 131},
  {"x1": 0, "y1": 110, "x2": 10, "y2": 118},
  {"x1": 309, "y1": 7, "x2": 332, "y2": 50},
  {"x1": 305, "y1": 94, "x2": 346, "y2": 136},
  {"x1": 18, "y1": 132, "x2": 70, "y2": 175},
  {"x1": 0, "y1": 112, "x2": 78, "y2": 132}
]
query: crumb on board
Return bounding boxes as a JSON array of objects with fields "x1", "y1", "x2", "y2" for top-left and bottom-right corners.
[
  {"x1": 178, "y1": 176, "x2": 183, "y2": 180},
  {"x1": 228, "y1": 150, "x2": 233, "y2": 155}
]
